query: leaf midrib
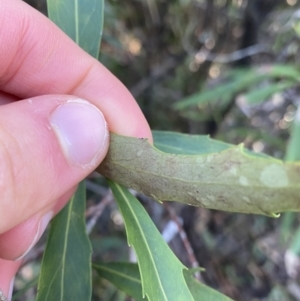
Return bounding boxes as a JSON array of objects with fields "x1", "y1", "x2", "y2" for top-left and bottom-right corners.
[
  {"x1": 74, "y1": 0, "x2": 79, "y2": 44},
  {"x1": 116, "y1": 184, "x2": 168, "y2": 301},
  {"x1": 94, "y1": 264, "x2": 142, "y2": 284},
  {"x1": 60, "y1": 196, "x2": 74, "y2": 300}
]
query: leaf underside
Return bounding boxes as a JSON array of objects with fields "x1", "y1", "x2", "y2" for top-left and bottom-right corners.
[{"x1": 97, "y1": 132, "x2": 300, "y2": 216}]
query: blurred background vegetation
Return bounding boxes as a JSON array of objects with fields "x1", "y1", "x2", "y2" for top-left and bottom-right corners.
[{"x1": 18, "y1": 0, "x2": 300, "y2": 300}]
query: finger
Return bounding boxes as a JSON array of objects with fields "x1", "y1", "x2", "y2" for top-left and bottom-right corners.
[
  {"x1": 0, "y1": 0, "x2": 152, "y2": 141},
  {"x1": 0, "y1": 259, "x2": 20, "y2": 301},
  {"x1": 0, "y1": 212, "x2": 52, "y2": 261},
  {"x1": 0, "y1": 95, "x2": 109, "y2": 234},
  {"x1": 0, "y1": 186, "x2": 76, "y2": 261},
  {"x1": 0, "y1": 92, "x2": 18, "y2": 105}
]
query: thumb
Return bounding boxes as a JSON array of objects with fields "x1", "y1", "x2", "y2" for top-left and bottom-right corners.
[{"x1": 0, "y1": 95, "x2": 109, "y2": 234}]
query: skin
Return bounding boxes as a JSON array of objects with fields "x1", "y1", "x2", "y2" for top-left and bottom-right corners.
[{"x1": 0, "y1": 0, "x2": 152, "y2": 298}]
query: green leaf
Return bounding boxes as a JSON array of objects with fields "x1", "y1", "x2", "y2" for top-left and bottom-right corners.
[
  {"x1": 173, "y1": 65, "x2": 300, "y2": 110},
  {"x1": 12, "y1": 278, "x2": 38, "y2": 301},
  {"x1": 153, "y1": 131, "x2": 270, "y2": 159},
  {"x1": 97, "y1": 133, "x2": 300, "y2": 215},
  {"x1": 152, "y1": 131, "x2": 232, "y2": 154},
  {"x1": 93, "y1": 262, "x2": 147, "y2": 301},
  {"x1": 267, "y1": 64, "x2": 300, "y2": 81},
  {"x1": 183, "y1": 270, "x2": 234, "y2": 301},
  {"x1": 279, "y1": 210, "x2": 296, "y2": 243},
  {"x1": 243, "y1": 81, "x2": 295, "y2": 105},
  {"x1": 289, "y1": 227, "x2": 300, "y2": 255},
  {"x1": 294, "y1": 22, "x2": 300, "y2": 37},
  {"x1": 281, "y1": 106, "x2": 300, "y2": 244},
  {"x1": 40, "y1": 1, "x2": 104, "y2": 300},
  {"x1": 93, "y1": 262, "x2": 234, "y2": 301},
  {"x1": 108, "y1": 181, "x2": 194, "y2": 301},
  {"x1": 285, "y1": 106, "x2": 300, "y2": 162},
  {"x1": 47, "y1": 0, "x2": 104, "y2": 58},
  {"x1": 36, "y1": 182, "x2": 92, "y2": 301},
  {"x1": 173, "y1": 69, "x2": 263, "y2": 110}
]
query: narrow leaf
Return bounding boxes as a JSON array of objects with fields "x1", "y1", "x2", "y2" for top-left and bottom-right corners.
[
  {"x1": 47, "y1": 0, "x2": 104, "y2": 57},
  {"x1": 93, "y1": 262, "x2": 147, "y2": 301},
  {"x1": 173, "y1": 69, "x2": 263, "y2": 110},
  {"x1": 36, "y1": 182, "x2": 92, "y2": 301},
  {"x1": 285, "y1": 106, "x2": 300, "y2": 162},
  {"x1": 267, "y1": 64, "x2": 300, "y2": 81},
  {"x1": 153, "y1": 131, "x2": 269, "y2": 158},
  {"x1": 152, "y1": 131, "x2": 232, "y2": 154},
  {"x1": 39, "y1": 1, "x2": 104, "y2": 299},
  {"x1": 12, "y1": 278, "x2": 38, "y2": 301},
  {"x1": 93, "y1": 262, "x2": 235, "y2": 301},
  {"x1": 289, "y1": 227, "x2": 300, "y2": 254},
  {"x1": 244, "y1": 81, "x2": 295, "y2": 105},
  {"x1": 109, "y1": 181, "x2": 194, "y2": 301},
  {"x1": 173, "y1": 65, "x2": 300, "y2": 110},
  {"x1": 97, "y1": 133, "x2": 300, "y2": 216},
  {"x1": 282, "y1": 106, "x2": 300, "y2": 246},
  {"x1": 183, "y1": 271, "x2": 234, "y2": 301}
]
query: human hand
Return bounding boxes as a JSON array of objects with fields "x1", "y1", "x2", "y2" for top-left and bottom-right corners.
[{"x1": 0, "y1": 0, "x2": 152, "y2": 299}]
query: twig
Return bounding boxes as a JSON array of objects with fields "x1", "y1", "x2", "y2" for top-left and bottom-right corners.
[
  {"x1": 86, "y1": 190, "x2": 114, "y2": 234},
  {"x1": 85, "y1": 179, "x2": 107, "y2": 196},
  {"x1": 287, "y1": 281, "x2": 300, "y2": 301},
  {"x1": 130, "y1": 44, "x2": 269, "y2": 98},
  {"x1": 130, "y1": 57, "x2": 180, "y2": 97},
  {"x1": 22, "y1": 244, "x2": 45, "y2": 266},
  {"x1": 146, "y1": 0, "x2": 160, "y2": 25},
  {"x1": 163, "y1": 203, "x2": 202, "y2": 281},
  {"x1": 195, "y1": 44, "x2": 269, "y2": 64}
]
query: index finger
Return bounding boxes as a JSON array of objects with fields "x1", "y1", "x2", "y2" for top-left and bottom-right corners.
[{"x1": 0, "y1": 0, "x2": 152, "y2": 140}]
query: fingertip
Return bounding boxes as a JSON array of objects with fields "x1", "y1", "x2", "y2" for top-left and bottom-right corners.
[
  {"x1": 50, "y1": 99, "x2": 109, "y2": 168},
  {"x1": 0, "y1": 259, "x2": 20, "y2": 301},
  {"x1": 0, "y1": 95, "x2": 108, "y2": 233}
]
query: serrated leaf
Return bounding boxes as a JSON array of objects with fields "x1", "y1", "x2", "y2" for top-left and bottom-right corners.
[
  {"x1": 47, "y1": 0, "x2": 104, "y2": 57},
  {"x1": 36, "y1": 182, "x2": 92, "y2": 301},
  {"x1": 93, "y1": 262, "x2": 147, "y2": 301},
  {"x1": 153, "y1": 131, "x2": 270, "y2": 159},
  {"x1": 108, "y1": 181, "x2": 194, "y2": 301},
  {"x1": 97, "y1": 133, "x2": 300, "y2": 216},
  {"x1": 93, "y1": 262, "x2": 235, "y2": 301}
]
